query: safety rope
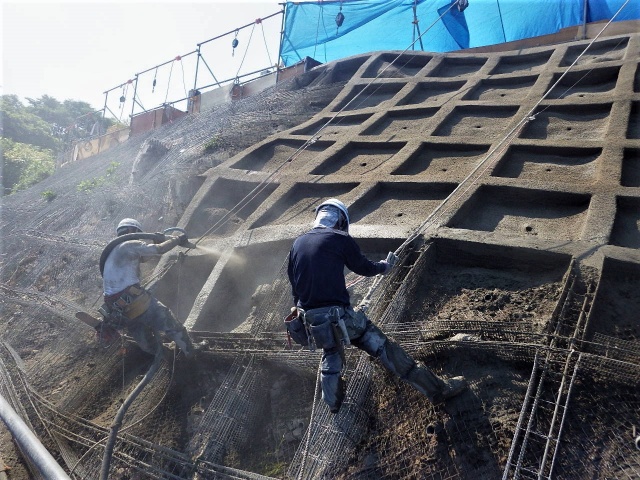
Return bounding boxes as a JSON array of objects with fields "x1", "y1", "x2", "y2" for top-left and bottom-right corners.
[
  {"x1": 298, "y1": 361, "x2": 322, "y2": 480},
  {"x1": 164, "y1": 60, "x2": 175, "y2": 105},
  {"x1": 180, "y1": 59, "x2": 189, "y2": 99},
  {"x1": 235, "y1": 24, "x2": 256, "y2": 79},
  {"x1": 117, "y1": 84, "x2": 128, "y2": 122},
  {"x1": 312, "y1": 2, "x2": 323, "y2": 62},
  {"x1": 259, "y1": 20, "x2": 273, "y2": 67}
]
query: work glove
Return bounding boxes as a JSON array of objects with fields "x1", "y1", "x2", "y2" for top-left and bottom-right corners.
[
  {"x1": 177, "y1": 233, "x2": 189, "y2": 246},
  {"x1": 380, "y1": 251, "x2": 398, "y2": 275},
  {"x1": 153, "y1": 232, "x2": 166, "y2": 244}
]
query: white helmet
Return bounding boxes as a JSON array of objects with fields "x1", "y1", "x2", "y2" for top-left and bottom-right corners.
[
  {"x1": 315, "y1": 198, "x2": 349, "y2": 231},
  {"x1": 116, "y1": 218, "x2": 143, "y2": 235}
]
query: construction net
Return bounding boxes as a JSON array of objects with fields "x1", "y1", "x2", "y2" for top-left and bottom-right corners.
[{"x1": 2, "y1": 33, "x2": 640, "y2": 480}]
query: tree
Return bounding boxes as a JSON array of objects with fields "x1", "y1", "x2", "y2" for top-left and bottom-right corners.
[
  {"x1": 1, "y1": 95, "x2": 60, "y2": 151},
  {"x1": 1, "y1": 137, "x2": 55, "y2": 193},
  {"x1": 1, "y1": 94, "x2": 116, "y2": 193},
  {"x1": 26, "y1": 95, "x2": 106, "y2": 139}
]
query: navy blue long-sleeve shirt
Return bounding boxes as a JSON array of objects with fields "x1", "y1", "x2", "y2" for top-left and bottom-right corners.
[{"x1": 288, "y1": 228, "x2": 386, "y2": 310}]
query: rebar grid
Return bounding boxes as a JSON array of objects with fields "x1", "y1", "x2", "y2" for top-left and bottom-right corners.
[
  {"x1": 1, "y1": 67, "x2": 639, "y2": 479},
  {"x1": 188, "y1": 354, "x2": 262, "y2": 465},
  {"x1": 287, "y1": 356, "x2": 376, "y2": 479},
  {"x1": 2, "y1": 353, "x2": 265, "y2": 480},
  {"x1": 581, "y1": 333, "x2": 640, "y2": 366}
]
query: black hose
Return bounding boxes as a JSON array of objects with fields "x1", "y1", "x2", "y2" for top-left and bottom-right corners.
[{"x1": 99, "y1": 335, "x2": 163, "y2": 480}]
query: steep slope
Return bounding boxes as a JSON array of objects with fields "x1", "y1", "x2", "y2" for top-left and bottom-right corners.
[{"x1": 1, "y1": 26, "x2": 639, "y2": 480}]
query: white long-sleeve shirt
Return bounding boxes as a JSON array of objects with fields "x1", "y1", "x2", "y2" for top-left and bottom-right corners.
[{"x1": 103, "y1": 240, "x2": 163, "y2": 296}]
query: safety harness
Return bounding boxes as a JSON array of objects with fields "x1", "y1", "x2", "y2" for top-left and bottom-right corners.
[
  {"x1": 101, "y1": 284, "x2": 151, "y2": 324},
  {"x1": 99, "y1": 234, "x2": 157, "y2": 328}
]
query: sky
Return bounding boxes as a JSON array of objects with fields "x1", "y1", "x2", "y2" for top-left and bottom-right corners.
[{"x1": 1, "y1": 1, "x2": 286, "y2": 121}]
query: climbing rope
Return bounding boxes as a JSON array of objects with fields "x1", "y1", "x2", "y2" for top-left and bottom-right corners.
[
  {"x1": 180, "y1": 57, "x2": 189, "y2": 99},
  {"x1": 298, "y1": 362, "x2": 322, "y2": 480},
  {"x1": 164, "y1": 59, "x2": 175, "y2": 104}
]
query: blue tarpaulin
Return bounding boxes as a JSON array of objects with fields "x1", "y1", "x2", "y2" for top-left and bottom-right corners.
[{"x1": 280, "y1": 0, "x2": 639, "y2": 66}]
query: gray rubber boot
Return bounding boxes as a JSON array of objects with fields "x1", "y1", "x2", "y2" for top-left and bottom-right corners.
[
  {"x1": 438, "y1": 376, "x2": 468, "y2": 403},
  {"x1": 405, "y1": 362, "x2": 449, "y2": 403}
]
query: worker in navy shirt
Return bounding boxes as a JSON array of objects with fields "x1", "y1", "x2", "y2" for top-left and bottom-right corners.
[{"x1": 288, "y1": 199, "x2": 466, "y2": 413}]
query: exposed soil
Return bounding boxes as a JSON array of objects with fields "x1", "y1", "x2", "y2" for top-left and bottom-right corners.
[{"x1": 1, "y1": 29, "x2": 639, "y2": 480}]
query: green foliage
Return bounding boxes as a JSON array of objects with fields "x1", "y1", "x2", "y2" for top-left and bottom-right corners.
[
  {"x1": 1, "y1": 137, "x2": 55, "y2": 193},
  {"x1": 1, "y1": 94, "x2": 113, "y2": 193},
  {"x1": 76, "y1": 161, "x2": 120, "y2": 193},
  {"x1": 106, "y1": 161, "x2": 119, "y2": 175},
  {"x1": 204, "y1": 134, "x2": 220, "y2": 152},
  {"x1": 1, "y1": 95, "x2": 60, "y2": 151},
  {"x1": 41, "y1": 190, "x2": 57, "y2": 201},
  {"x1": 261, "y1": 462, "x2": 286, "y2": 477},
  {"x1": 77, "y1": 177, "x2": 105, "y2": 192},
  {"x1": 26, "y1": 95, "x2": 92, "y2": 127}
]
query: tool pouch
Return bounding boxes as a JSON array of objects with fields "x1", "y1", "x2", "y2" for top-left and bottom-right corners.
[
  {"x1": 98, "y1": 303, "x2": 128, "y2": 330},
  {"x1": 104, "y1": 284, "x2": 151, "y2": 326},
  {"x1": 306, "y1": 306, "x2": 345, "y2": 350},
  {"x1": 309, "y1": 317, "x2": 337, "y2": 350},
  {"x1": 284, "y1": 310, "x2": 310, "y2": 347}
]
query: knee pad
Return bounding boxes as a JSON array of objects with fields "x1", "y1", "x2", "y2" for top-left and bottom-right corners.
[
  {"x1": 352, "y1": 322, "x2": 387, "y2": 357},
  {"x1": 378, "y1": 340, "x2": 416, "y2": 379}
]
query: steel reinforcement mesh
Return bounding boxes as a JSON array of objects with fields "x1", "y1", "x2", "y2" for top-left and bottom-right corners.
[
  {"x1": 1, "y1": 215, "x2": 639, "y2": 479},
  {"x1": 1, "y1": 39, "x2": 640, "y2": 479}
]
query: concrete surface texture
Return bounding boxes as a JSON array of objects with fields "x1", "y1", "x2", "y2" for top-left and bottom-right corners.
[{"x1": 0, "y1": 24, "x2": 639, "y2": 480}]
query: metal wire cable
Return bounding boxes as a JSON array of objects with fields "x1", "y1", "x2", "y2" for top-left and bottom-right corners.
[{"x1": 358, "y1": 0, "x2": 633, "y2": 305}]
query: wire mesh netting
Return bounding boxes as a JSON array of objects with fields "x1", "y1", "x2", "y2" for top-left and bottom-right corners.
[{"x1": 1, "y1": 32, "x2": 640, "y2": 480}]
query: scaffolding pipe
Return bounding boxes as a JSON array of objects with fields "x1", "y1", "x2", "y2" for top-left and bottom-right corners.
[
  {"x1": 0, "y1": 393, "x2": 70, "y2": 480},
  {"x1": 276, "y1": 3, "x2": 286, "y2": 83}
]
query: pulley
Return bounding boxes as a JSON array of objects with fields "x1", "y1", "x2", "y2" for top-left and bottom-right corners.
[
  {"x1": 232, "y1": 29, "x2": 239, "y2": 56},
  {"x1": 335, "y1": 3, "x2": 345, "y2": 34},
  {"x1": 152, "y1": 67, "x2": 158, "y2": 93}
]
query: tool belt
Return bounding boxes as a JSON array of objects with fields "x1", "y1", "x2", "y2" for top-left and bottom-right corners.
[
  {"x1": 101, "y1": 284, "x2": 151, "y2": 327},
  {"x1": 304, "y1": 306, "x2": 350, "y2": 350},
  {"x1": 284, "y1": 309, "x2": 312, "y2": 348}
]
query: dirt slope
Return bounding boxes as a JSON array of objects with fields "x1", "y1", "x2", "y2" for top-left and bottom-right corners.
[{"x1": 1, "y1": 25, "x2": 639, "y2": 480}]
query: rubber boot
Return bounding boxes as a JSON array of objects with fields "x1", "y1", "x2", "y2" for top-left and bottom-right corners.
[
  {"x1": 438, "y1": 376, "x2": 467, "y2": 403},
  {"x1": 405, "y1": 362, "x2": 450, "y2": 403}
]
